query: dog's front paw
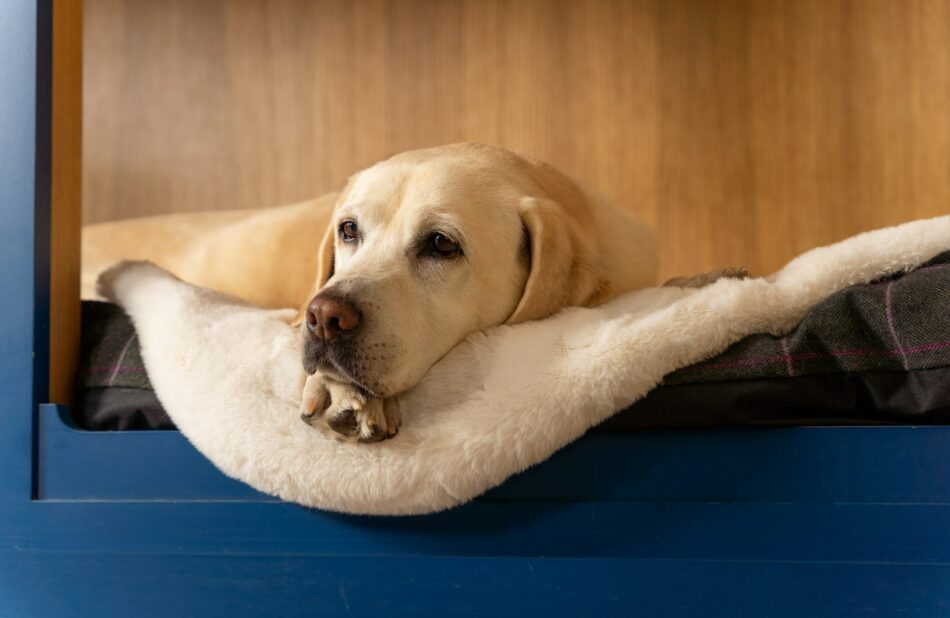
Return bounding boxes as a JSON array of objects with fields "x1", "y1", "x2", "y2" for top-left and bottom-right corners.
[
  {"x1": 300, "y1": 375, "x2": 400, "y2": 443},
  {"x1": 323, "y1": 383, "x2": 400, "y2": 443},
  {"x1": 299, "y1": 373, "x2": 331, "y2": 420}
]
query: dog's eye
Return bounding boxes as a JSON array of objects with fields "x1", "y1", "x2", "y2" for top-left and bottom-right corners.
[
  {"x1": 426, "y1": 232, "x2": 461, "y2": 258},
  {"x1": 339, "y1": 220, "x2": 359, "y2": 243}
]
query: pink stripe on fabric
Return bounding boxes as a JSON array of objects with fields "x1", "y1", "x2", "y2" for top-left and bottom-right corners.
[
  {"x1": 885, "y1": 281, "x2": 910, "y2": 370},
  {"x1": 107, "y1": 335, "x2": 136, "y2": 386},
  {"x1": 780, "y1": 337, "x2": 795, "y2": 377},
  {"x1": 910, "y1": 341, "x2": 950, "y2": 353},
  {"x1": 88, "y1": 366, "x2": 148, "y2": 374},
  {"x1": 698, "y1": 340, "x2": 950, "y2": 370}
]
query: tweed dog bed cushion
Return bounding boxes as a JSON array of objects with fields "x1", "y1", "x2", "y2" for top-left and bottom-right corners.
[
  {"x1": 96, "y1": 216, "x2": 950, "y2": 514},
  {"x1": 76, "y1": 250, "x2": 950, "y2": 431},
  {"x1": 607, "y1": 249, "x2": 950, "y2": 429}
]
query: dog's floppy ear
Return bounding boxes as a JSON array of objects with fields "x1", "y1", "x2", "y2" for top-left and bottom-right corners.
[
  {"x1": 291, "y1": 220, "x2": 337, "y2": 327},
  {"x1": 506, "y1": 197, "x2": 610, "y2": 325}
]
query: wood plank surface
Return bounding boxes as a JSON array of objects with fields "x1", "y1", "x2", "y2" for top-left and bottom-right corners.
[
  {"x1": 50, "y1": 0, "x2": 83, "y2": 404},
  {"x1": 83, "y1": 0, "x2": 950, "y2": 281}
]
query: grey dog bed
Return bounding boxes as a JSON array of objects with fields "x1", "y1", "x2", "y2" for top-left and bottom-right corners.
[{"x1": 74, "y1": 252, "x2": 950, "y2": 431}]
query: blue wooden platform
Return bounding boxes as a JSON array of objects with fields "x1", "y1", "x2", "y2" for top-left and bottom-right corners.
[
  {"x1": 2, "y1": 2, "x2": 949, "y2": 615},
  {"x1": 7, "y1": 405, "x2": 950, "y2": 616}
]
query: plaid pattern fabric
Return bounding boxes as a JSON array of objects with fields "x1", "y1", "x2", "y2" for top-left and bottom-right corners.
[
  {"x1": 76, "y1": 252, "x2": 950, "y2": 394},
  {"x1": 78, "y1": 301, "x2": 152, "y2": 390},
  {"x1": 665, "y1": 251, "x2": 950, "y2": 385}
]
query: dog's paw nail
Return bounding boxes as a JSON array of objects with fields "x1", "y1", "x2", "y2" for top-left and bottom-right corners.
[{"x1": 357, "y1": 423, "x2": 387, "y2": 443}]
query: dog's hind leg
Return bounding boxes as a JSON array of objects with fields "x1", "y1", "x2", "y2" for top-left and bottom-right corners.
[{"x1": 663, "y1": 266, "x2": 750, "y2": 289}]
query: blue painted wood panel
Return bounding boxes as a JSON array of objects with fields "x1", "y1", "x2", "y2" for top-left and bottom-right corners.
[
  {"x1": 37, "y1": 404, "x2": 950, "y2": 505},
  {"x1": 37, "y1": 406, "x2": 268, "y2": 501},
  {"x1": 2, "y1": 554, "x2": 950, "y2": 618},
  {"x1": 0, "y1": 0, "x2": 46, "y2": 505},
  {"x1": 9, "y1": 499, "x2": 950, "y2": 563}
]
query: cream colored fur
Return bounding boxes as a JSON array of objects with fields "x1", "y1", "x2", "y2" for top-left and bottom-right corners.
[
  {"x1": 84, "y1": 143, "x2": 657, "y2": 441},
  {"x1": 82, "y1": 196, "x2": 338, "y2": 310},
  {"x1": 98, "y1": 215, "x2": 950, "y2": 515}
]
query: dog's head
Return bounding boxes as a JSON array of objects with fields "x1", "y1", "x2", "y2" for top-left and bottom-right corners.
[{"x1": 296, "y1": 143, "x2": 613, "y2": 397}]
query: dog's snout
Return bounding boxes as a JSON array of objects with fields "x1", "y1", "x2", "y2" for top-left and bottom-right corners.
[{"x1": 306, "y1": 295, "x2": 360, "y2": 341}]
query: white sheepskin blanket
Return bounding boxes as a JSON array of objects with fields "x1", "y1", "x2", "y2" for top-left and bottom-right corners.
[{"x1": 101, "y1": 216, "x2": 950, "y2": 515}]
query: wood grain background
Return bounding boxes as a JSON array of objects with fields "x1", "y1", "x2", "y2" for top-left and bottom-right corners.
[
  {"x1": 51, "y1": 0, "x2": 83, "y2": 403},
  {"x1": 83, "y1": 0, "x2": 950, "y2": 281}
]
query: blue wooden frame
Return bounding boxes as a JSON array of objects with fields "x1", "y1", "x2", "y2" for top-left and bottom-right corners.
[{"x1": 2, "y1": 2, "x2": 950, "y2": 615}]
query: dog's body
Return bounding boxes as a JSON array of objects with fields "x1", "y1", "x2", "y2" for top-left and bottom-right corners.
[
  {"x1": 82, "y1": 195, "x2": 340, "y2": 310},
  {"x1": 83, "y1": 144, "x2": 659, "y2": 441}
]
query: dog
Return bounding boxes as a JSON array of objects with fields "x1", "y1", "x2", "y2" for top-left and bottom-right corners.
[{"x1": 85, "y1": 143, "x2": 680, "y2": 442}]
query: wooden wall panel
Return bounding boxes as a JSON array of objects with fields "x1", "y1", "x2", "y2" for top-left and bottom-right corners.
[{"x1": 83, "y1": 0, "x2": 950, "y2": 282}]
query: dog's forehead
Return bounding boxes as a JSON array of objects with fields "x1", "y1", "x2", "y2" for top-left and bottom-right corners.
[
  {"x1": 345, "y1": 158, "x2": 521, "y2": 226},
  {"x1": 346, "y1": 163, "x2": 404, "y2": 203}
]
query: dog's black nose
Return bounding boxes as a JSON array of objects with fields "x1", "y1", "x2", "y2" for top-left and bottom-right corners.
[{"x1": 306, "y1": 295, "x2": 360, "y2": 341}]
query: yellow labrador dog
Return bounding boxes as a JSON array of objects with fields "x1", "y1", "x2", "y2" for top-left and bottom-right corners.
[{"x1": 83, "y1": 143, "x2": 659, "y2": 442}]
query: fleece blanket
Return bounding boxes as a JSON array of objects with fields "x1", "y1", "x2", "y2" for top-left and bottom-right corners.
[{"x1": 100, "y1": 216, "x2": 950, "y2": 515}]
